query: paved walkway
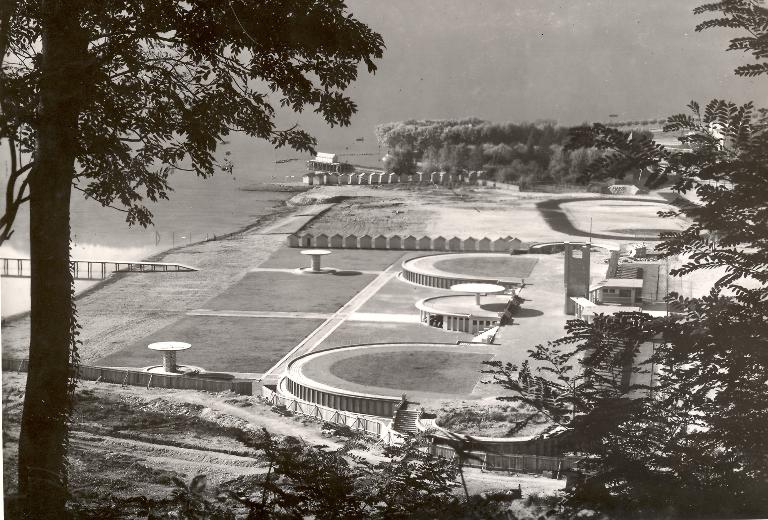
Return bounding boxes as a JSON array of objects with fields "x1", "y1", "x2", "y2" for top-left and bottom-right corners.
[
  {"x1": 347, "y1": 312, "x2": 420, "y2": 323},
  {"x1": 255, "y1": 203, "x2": 336, "y2": 235},
  {"x1": 260, "y1": 264, "x2": 401, "y2": 383},
  {"x1": 188, "y1": 309, "x2": 419, "y2": 323},
  {"x1": 187, "y1": 309, "x2": 334, "y2": 320},
  {"x1": 248, "y1": 267, "x2": 384, "y2": 275}
]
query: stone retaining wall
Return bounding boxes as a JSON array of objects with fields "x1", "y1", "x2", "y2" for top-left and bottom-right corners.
[{"x1": 1, "y1": 358, "x2": 253, "y2": 395}]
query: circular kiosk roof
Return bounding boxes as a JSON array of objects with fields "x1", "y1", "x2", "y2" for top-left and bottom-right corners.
[
  {"x1": 416, "y1": 294, "x2": 509, "y2": 318},
  {"x1": 148, "y1": 341, "x2": 191, "y2": 352},
  {"x1": 450, "y1": 283, "x2": 506, "y2": 294}
]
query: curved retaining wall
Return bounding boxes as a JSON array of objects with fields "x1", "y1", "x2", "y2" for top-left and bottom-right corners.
[
  {"x1": 282, "y1": 376, "x2": 399, "y2": 418},
  {"x1": 281, "y1": 345, "x2": 404, "y2": 418},
  {"x1": 267, "y1": 380, "x2": 402, "y2": 444},
  {"x1": 415, "y1": 297, "x2": 501, "y2": 333},
  {"x1": 401, "y1": 255, "x2": 520, "y2": 290}
]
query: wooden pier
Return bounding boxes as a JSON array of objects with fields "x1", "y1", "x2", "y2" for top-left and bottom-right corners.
[{"x1": 1, "y1": 258, "x2": 198, "y2": 281}]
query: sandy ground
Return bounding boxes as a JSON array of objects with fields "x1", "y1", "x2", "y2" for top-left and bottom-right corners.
[{"x1": 296, "y1": 184, "x2": 686, "y2": 245}]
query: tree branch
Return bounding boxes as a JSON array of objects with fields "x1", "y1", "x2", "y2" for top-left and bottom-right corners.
[
  {"x1": 0, "y1": 137, "x2": 33, "y2": 245},
  {"x1": 71, "y1": 184, "x2": 130, "y2": 214}
]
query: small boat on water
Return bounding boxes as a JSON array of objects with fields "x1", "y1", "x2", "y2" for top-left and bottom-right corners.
[
  {"x1": 275, "y1": 158, "x2": 299, "y2": 164},
  {"x1": 355, "y1": 137, "x2": 365, "y2": 142}
]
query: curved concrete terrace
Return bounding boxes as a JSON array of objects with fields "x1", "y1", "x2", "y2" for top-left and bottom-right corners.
[
  {"x1": 402, "y1": 253, "x2": 537, "y2": 289},
  {"x1": 415, "y1": 294, "x2": 508, "y2": 333},
  {"x1": 281, "y1": 343, "x2": 494, "y2": 416}
]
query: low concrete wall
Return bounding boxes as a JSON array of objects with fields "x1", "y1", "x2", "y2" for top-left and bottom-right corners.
[
  {"x1": 420, "y1": 417, "x2": 574, "y2": 468},
  {"x1": 429, "y1": 444, "x2": 579, "y2": 474},
  {"x1": 2, "y1": 357, "x2": 253, "y2": 395},
  {"x1": 287, "y1": 234, "x2": 522, "y2": 252}
]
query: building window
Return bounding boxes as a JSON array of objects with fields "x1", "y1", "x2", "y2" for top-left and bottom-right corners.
[{"x1": 619, "y1": 289, "x2": 632, "y2": 297}]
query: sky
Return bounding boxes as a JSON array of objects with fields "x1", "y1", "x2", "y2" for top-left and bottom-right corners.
[{"x1": 275, "y1": 0, "x2": 767, "y2": 145}]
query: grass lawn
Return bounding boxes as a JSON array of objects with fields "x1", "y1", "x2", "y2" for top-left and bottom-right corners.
[
  {"x1": 432, "y1": 256, "x2": 538, "y2": 279},
  {"x1": 328, "y1": 350, "x2": 492, "y2": 394},
  {"x1": 317, "y1": 321, "x2": 472, "y2": 351},
  {"x1": 201, "y1": 271, "x2": 376, "y2": 313},
  {"x1": 354, "y1": 277, "x2": 448, "y2": 314},
  {"x1": 301, "y1": 346, "x2": 492, "y2": 397},
  {"x1": 257, "y1": 247, "x2": 407, "y2": 271},
  {"x1": 97, "y1": 316, "x2": 324, "y2": 372}
]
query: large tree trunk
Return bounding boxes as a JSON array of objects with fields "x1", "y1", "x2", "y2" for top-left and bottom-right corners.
[{"x1": 17, "y1": 1, "x2": 86, "y2": 518}]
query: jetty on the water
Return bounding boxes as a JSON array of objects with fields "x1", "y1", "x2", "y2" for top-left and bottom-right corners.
[{"x1": 1, "y1": 258, "x2": 198, "y2": 281}]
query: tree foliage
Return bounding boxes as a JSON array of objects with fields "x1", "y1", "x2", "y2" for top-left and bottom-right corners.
[
  {"x1": 1, "y1": 2, "x2": 384, "y2": 518},
  {"x1": 67, "y1": 430, "x2": 492, "y2": 520},
  {"x1": 484, "y1": 9, "x2": 768, "y2": 514},
  {"x1": 694, "y1": 0, "x2": 768, "y2": 77},
  {"x1": 375, "y1": 118, "x2": 616, "y2": 184},
  {"x1": 2, "y1": 0, "x2": 385, "y2": 230}
]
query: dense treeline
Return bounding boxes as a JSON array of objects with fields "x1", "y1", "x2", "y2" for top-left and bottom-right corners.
[{"x1": 375, "y1": 118, "x2": 652, "y2": 186}]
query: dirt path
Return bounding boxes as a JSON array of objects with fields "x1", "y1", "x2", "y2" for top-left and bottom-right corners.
[
  {"x1": 3, "y1": 373, "x2": 563, "y2": 497},
  {"x1": 69, "y1": 430, "x2": 266, "y2": 484}
]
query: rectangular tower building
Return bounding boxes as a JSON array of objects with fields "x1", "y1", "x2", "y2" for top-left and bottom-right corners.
[{"x1": 564, "y1": 242, "x2": 591, "y2": 314}]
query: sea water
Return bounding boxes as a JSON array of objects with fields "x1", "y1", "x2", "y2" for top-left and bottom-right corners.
[{"x1": 0, "y1": 134, "x2": 383, "y2": 317}]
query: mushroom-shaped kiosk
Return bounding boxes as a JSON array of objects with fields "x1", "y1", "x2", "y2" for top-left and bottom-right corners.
[
  {"x1": 299, "y1": 249, "x2": 333, "y2": 273},
  {"x1": 147, "y1": 341, "x2": 191, "y2": 374}
]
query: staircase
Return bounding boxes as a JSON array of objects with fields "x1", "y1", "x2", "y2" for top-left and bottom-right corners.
[
  {"x1": 472, "y1": 325, "x2": 499, "y2": 344},
  {"x1": 392, "y1": 408, "x2": 421, "y2": 434}
]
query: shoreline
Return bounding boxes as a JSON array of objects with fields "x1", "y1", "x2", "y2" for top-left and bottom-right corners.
[{"x1": 0, "y1": 200, "x2": 296, "y2": 326}]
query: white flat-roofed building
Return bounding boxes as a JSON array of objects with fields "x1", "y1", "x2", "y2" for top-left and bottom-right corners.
[
  {"x1": 588, "y1": 278, "x2": 644, "y2": 305},
  {"x1": 305, "y1": 152, "x2": 353, "y2": 177}
]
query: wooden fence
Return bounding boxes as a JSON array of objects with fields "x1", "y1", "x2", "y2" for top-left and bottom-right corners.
[
  {"x1": 2, "y1": 357, "x2": 253, "y2": 395},
  {"x1": 287, "y1": 233, "x2": 522, "y2": 252},
  {"x1": 430, "y1": 444, "x2": 580, "y2": 474},
  {"x1": 262, "y1": 386, "x2": 402, "y2": 444}
]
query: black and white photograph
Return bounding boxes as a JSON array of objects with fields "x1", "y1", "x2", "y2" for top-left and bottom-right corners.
[{"x1": 1, "y1": 1, "x2": 767, "y2": 518}]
